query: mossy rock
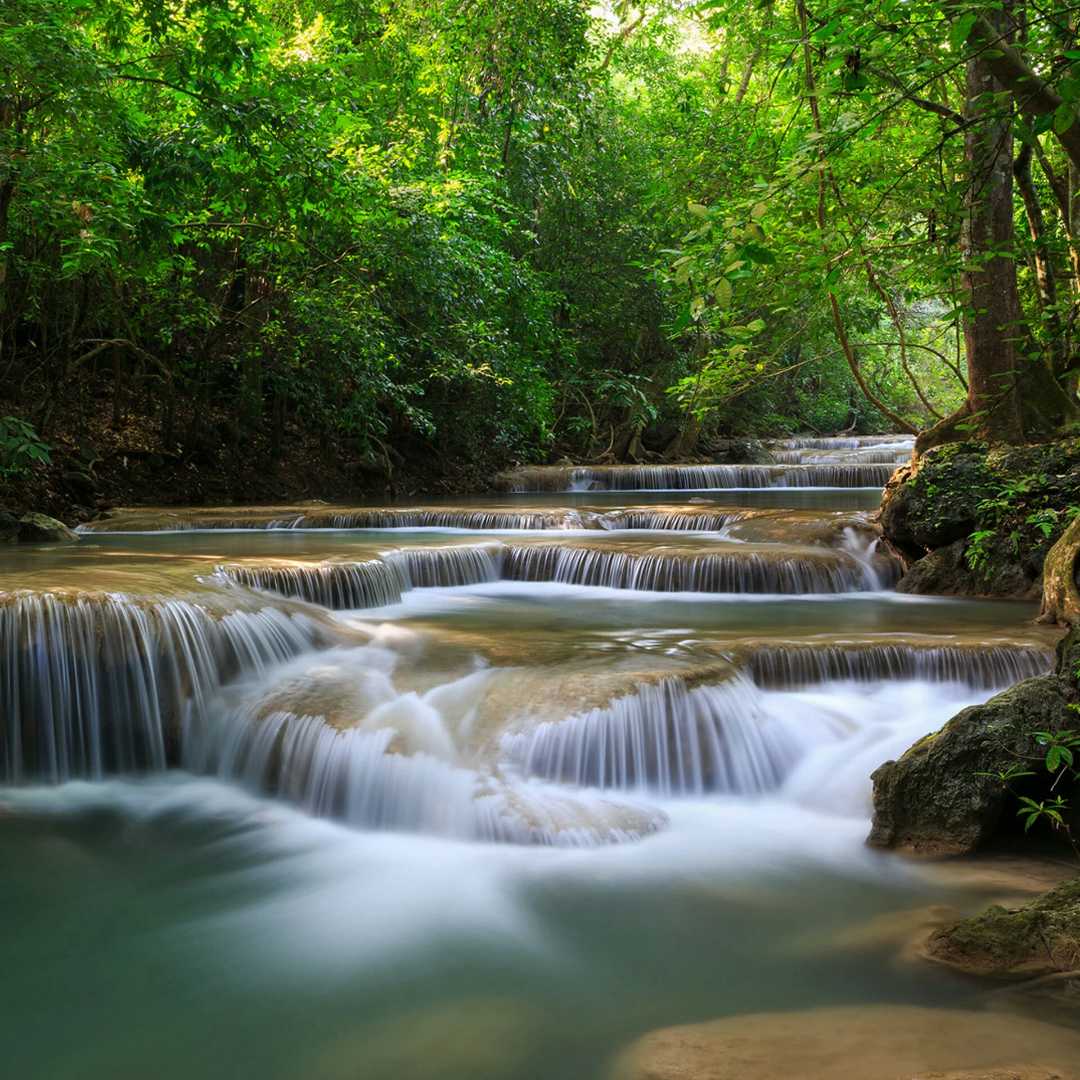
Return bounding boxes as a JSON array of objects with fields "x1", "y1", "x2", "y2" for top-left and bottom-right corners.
[
  {"x1": 880, "y1": 442, "x2": 993, "y2": 556},
  {"x1": 0, "y1": 510, "x2": 19, "y2": 543},
  {"x1": 897, "y1": 539, "x2": 1035, "y2": 598},
  {"x1": 881, "y1": 438, "x2": 1080, "y2": 598},
  {"x1": 710, "y1": 438, "x2": 774, "y2": 465},
  {"x1": 15, "y1": 512, "x2": 78, "y2": 543},
  {"x1": 927, "y1": 876, "x2": 1080, "y2": 978},
  {"x1": 869, "y1": 674, "x2": 1077, "y2": 855}
]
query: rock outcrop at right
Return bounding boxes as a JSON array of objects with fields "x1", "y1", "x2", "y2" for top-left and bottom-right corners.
[
  {"x1": 868, "y1": 631, "x2": 1080, "y2": 855},
  {"x1": 879, "y1": 438, "x2": 1080, "y2": 601}
]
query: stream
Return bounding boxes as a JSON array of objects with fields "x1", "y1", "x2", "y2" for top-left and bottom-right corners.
[{"x1": 2, "y1": 435, "x2": 1076, "y2": 1079}]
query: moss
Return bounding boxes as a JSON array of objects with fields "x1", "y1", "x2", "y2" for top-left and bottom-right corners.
[
  {"x1": 928, "y1": 877, "x2": 1080, "y2": 978},
  {"x1": 869, "y1": 674, "x2": 1077, "y2": 854},
  {"x1": 880, "y1": 437, "x2": 1080, "y2": 598}
]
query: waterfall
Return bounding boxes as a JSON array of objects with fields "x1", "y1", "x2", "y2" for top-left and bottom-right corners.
[
  {"x1": 501, "y1": 675, "x2": 844, "y2": 795},
  {"x1": 498, "y1": 462, "x2": 896, "y2": 492},
  {"x1": 0, "y1": 592, "x2": 320, "y2": 782},
  {"x1": 185, "y1": 655, "x2": 668, "y2": 846},
  {"x1": 383, "y1": 543, "x2": 502, "y2": 587},
  {"x1": 763, "y1": 435, "x2": 916, "y2": 451},
  {"x1": 770, "y1": 448, "x2": 912, "y2": 466},
  {"x1": 602, "y1": 509, "x2": 743, "y2": 532},
  {"x1": 216, "y1": 540, "x2": 880, "y2": 608},
  {"x1": 740, "y1": 642, "x2": 1053, "y2": 689},
  {"x1": 500, "y1": 544, "x2": 875, "y2": 593},
  {"x1": 216, "y1": 559, "x2": 408, "y2": 609}
]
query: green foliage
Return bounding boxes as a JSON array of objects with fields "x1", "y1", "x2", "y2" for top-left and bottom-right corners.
[
  {"x1": 0, "y1": 416, "x2": 52, "y2": 477},
  {"x1": 2, "y1": 0, "x2": 1078, "y2": 476}
]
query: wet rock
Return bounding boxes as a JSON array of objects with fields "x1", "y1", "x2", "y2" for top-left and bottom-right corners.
[
  {"x1": 880, "y1": 438, "x2": 1080, "y2": 599},
  {"x1": 868, "y1": 673, "x2": 1077, "y2": 855},
  {"x1": 1040, "y1": 515, "x2": 1080, "y2": 626},
  {"x1": 14, "y1": 512, "x2": 78, "y2": 544},
  {"x1": 926, "y1": 877, "x2": 1080, "y2": 979},
  {"x1": 0, "y1": 511, "x2": 19, "y2": 543},
  {"x1": 879, "y1": 445, "x2": 991, "y2": 557},
  {"x1": 897, "y1": 540, "x2": 1034, "y2": 599}
]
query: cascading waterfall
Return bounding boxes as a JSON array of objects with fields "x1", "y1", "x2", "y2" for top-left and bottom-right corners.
[
  {"x1": 3, "y1": 432, "x2": 1050, "y2": 855},
  {"x1": 740, "y1": 642, "x2": 1054, "y2": 689},
  {"x1": 769, "y1": 448, "x2": 911, "y2": 466},
  {"x1": 498, "y1": 462, "x2": 896, "y2": 492},
  {"x1": 763, "y1": 435, "x2": 915, "y2": 451},
  {"x1": 0, "y1": 592, "x2": 320, "y2": 782},
  {"x1": 81, "y1": 509, "x2": 599, "y2": 532},
  {"x1": 185, "y1": 653, "x2": 667, "y2": 846},
  {"x1": 501, "y1": 675, "x2": 846, "y2": 795},
  {"x1": 216, "y1": 559, "x2": 408, "y2": 609},
  {"x1": 500, "y1": 543, "x2": 878, "y2": 593},
  {"x1": 382, "y1": 543, "x2": 503, "y2": 588},
  {"x1": 214, "y1": 538, "x2": 884, "y2": 608}
]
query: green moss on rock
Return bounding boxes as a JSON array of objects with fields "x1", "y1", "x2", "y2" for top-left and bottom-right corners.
[
  {"x1": 927, "y1": 877, "x2": 1080, "y2": 978},
  {"x1": 869, "y1": 675, "x2": 1078, "y2": 854},
  {"x1": 880, "y1": 438, "x2": 1080, "y2": 598}
]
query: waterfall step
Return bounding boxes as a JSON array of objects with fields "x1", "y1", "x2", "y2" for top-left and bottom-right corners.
[
  {"x1": 80, "y1": 504, "x2": 879, "y2": 535},
  {"x1": 495, "y1": 462, "x2": 897, "y2": 492},
  {"x1": 213, "y1": 536, "x2": 894, "y2": 603}
]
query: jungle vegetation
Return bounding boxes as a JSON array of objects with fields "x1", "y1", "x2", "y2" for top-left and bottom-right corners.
[{"x1": 2, "y1": 0, "x2": 1080, "y2": 488}]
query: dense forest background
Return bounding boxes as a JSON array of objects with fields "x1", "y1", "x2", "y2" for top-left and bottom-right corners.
[{"x1": 2, "y1": 0, "x2": 1079, "y2": 508}]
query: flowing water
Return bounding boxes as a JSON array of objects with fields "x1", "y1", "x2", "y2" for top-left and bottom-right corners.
[{"x1": 3, "y1": 434, "x2": 1077, "y2": 1078}]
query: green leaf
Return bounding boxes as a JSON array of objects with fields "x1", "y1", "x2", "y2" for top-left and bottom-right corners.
[
  {"x1": 715, "y1": 277, "x2": 732, "y2": 309},
  {"x1": 949, "y1": 13, "x2": 978, "y2": 54}
]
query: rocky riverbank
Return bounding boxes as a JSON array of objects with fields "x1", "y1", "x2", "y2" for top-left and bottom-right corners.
[{"x1": 880, "y1": 438, "x2": 1080, "y2": 600}]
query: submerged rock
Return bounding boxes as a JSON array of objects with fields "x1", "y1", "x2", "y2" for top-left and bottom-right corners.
[
  {"x1": 926, "y1": 877, "x2": 1080, "y2": 979},
  {"x1": 612, "y1": 1005, "x2": 1080, "y2": 1080},
  {"x1": 869, "y1": 631, "x2": 1079, "y2": 855}
]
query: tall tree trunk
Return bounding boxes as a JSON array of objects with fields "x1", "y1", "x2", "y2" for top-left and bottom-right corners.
[
  {"x1": 1014, "y1": 142, "x2": 1066, "y2": 375},
  {"x1": 959, "y1": 16, "x2": 1023, "y2": 442}
]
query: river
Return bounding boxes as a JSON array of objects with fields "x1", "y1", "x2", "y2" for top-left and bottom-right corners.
[{"x1": 2, "y1": 435, "x2": 1075, "y2": 1078}]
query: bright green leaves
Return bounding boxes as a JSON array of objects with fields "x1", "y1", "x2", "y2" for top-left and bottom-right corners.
[{"x1": 947, "y1": 11, "x2": 977, "y2": 54}]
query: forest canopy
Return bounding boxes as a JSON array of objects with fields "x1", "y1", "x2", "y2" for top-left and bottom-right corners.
[{"x1": 2, "y1": 0, "x2": 1079, "y2": 496}]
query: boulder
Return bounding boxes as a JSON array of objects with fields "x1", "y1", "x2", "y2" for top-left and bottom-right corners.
[
  {"x1": 880, "y1": 438, "x2": 1080, "y2": 599},
  {"x1": 927, "y1": 876, "x2": 1080, "y2": 979},
  {"x1": 897, "y1": 539, "x2": 1034, "y2": 598},
  {"x1": 879, "y1": 445, "x2": 991, "y2": 557},
  {"x1": 868, "y1": 673, "x2": 1077, "y2": 855},
  {"x1": 15, "y1": 512, "x2": 78, "y2": 543},
  {"x1": 1040, "y1": 515, "x2": 1080, "y2": 627}
]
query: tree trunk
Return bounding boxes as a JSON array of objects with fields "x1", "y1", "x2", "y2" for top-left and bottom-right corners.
[
  {"x1": 1039, "y1": 515, "x2": 1080, "y2": 626},
  {"x1": 959, "y1": 20, "x2": 1024, "y2": 443}
]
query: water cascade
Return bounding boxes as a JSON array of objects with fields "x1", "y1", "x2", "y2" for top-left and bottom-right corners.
[
  {"x1": 0, "y1": 434, "x2": 1054, "y2": 855},
  {"x1": 739, "y1": 641, "x2": 1053, "y2": 689},
  {"x1": 183, "y1": 651, "x2": 668, "y2": 845},
  {"x1": 0, "y1": 591, "x2": 321, "y2": 782},
  {"x1": 498, "y1": 543, "x2": 881, "y2": 593},
  {"x1": 213, "y1": 537, "x2": 889, "y2": 610},
  {"x1": 498, "y1": 462, "x2": 897, "y2": 492},
  {"x1": 501, "y1": 675, "x2": 834, "y2": 795}
]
